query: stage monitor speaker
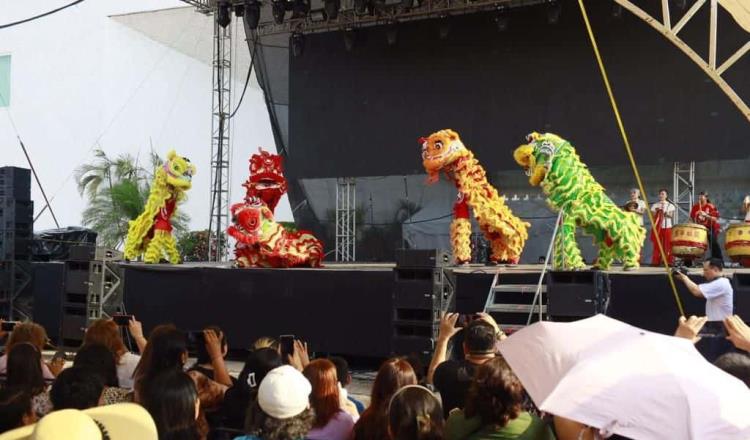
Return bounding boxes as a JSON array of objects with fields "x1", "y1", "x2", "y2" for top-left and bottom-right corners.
[
  {"x1": 68, "y1": 246, "x2": 123, "y2": 262},
  {"x1": 32, "y1": 262, "x2": 65, "y2": 345},
  {"x1": 395, "y1": 249, "x2": 450, "y2": 268},
  {"x1": 547, "y1": 271, "x2": 610, "y2": 319}
]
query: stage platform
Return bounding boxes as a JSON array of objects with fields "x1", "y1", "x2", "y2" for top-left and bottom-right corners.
[{"x1": 120, "y1": 262, "x2": 750, "y2": 359}]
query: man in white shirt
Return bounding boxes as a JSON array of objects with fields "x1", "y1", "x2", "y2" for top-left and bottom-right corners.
[
  {"x1": 675, "y1": 258, "x2": 734, "y2": 360},
  {"x1": 650, "y1": 189, "x2": 676, "y2": 266},
  {"x1": 744, "y1": 195, "x2": 750, "y2": 223}
]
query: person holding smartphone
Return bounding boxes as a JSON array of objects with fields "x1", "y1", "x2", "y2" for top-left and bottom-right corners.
[{"x1": 674, "y1": 258, "x2": 734, "y2": 361}]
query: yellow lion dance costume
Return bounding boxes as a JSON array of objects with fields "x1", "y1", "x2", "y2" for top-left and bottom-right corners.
[
  {"x1": 420, "y1": 129, "x2": 529, "y2": 264},
  {"x1": 124, "y1": 151, "x2": 195, "y2": 264}
]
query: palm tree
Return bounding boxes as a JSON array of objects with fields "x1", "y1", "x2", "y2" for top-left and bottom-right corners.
[{"x1": 75, "y1": 149, "x2": 189, "y2": 248}]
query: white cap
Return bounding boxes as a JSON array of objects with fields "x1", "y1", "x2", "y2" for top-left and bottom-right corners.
[{"x1": 257, "y1": 365, "x2": 312, "y2": 419}]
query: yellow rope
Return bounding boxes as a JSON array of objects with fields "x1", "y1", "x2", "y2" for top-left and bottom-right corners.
[{"x1": 577, "y1": 0, "x2": 685, "y2": 316}]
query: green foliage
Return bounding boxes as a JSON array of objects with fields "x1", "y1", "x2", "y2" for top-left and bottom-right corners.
[
  {"x1": 76, "y1": 149, "x2": 190, "y2": 248},
  {"x1": 176, "y1": 229, "x2": 227, "y2": 262}
]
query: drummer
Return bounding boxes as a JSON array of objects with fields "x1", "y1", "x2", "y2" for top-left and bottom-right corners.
[
  {"x1": 624, "y1": 188, "x2": 647, "y2": 226},
  {"x1": 743, "y1": 195, "x2": 750, "y2": 223},
  {"x1": 690, "y1": 191, "x2": 722, "y2": 260}
]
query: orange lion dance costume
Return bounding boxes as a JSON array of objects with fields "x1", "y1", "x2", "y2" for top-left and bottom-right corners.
[
  {"x1": 420, "y1": 129, "x2": 529, "y2": 264},
  {"x1": 227, "y1": 148, "x2": 323, "y2": 268}
]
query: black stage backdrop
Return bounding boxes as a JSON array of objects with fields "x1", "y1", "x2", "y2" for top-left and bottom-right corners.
[{"x1": 288, "y1": 0, "x2": 750, "y2": 179}]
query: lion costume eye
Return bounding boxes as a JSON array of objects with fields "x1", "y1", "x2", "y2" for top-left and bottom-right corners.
[{"x1": 434, "y1": 141, "x2": 443, "y2": 150}]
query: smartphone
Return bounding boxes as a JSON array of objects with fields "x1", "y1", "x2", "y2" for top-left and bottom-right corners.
[
  {"x1": 1, "y1": 321, "x2": 19, "y2": 332},
  {"x1": 112, "y1": 314, "x2": 134, "y2": 326},
  {"x1": 698, "y1": 321, "x2": 726, "y2": 338},
  {"x1": 52, "y1": 350, "x2": 68, "y2": 363},
  {"x1": 279, "y1": 334, "x2": 295, "y2": 361}
]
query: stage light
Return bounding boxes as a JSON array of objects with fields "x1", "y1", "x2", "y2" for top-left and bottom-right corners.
[
  {"x1": 292, "y1": 32, "x2": 305, "y2": 57},
  {"x1": 217, "y1": 0, "x2": 232, "y2": 28},
  {"x1": 343, "y1": 28, "x2": 356, "y2": 51},
  {"x1": 438, "y1": 15, "x2": 450, "y2": 40},
  {"x1": 272, "y1": 0, "x2": 286, "y2": 24},
  {"x1": 494, "y1": 9, "x2": 509, "y2": 31},
  {"x1": 386, "y1": 21, "x2": 398, "y2": 46},
  {"x1": 547, "y1": 1, "x2": 561, "y2": 24},
  {"x1": 324, "y1": 0, "x2": 340, "y2": 20},
  {"x1": 354, "y1": 0, "x2": 368, "y2": 15},
  {"x1": 244, "y1": 0, "x2": 260, "y2": 29}
]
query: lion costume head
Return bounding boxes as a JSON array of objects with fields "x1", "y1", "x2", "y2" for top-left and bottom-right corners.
[
  {"x1": 513, "y1": 132, "x2": 567, "y2": 186},
  {"x1": 419, "y1": 129, "x2": 470, "y2": 184},
  {"x1": 163, "y1": 150, "x2": 196, "y2": 190}
]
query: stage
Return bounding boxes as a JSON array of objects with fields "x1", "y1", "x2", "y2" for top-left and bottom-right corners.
[{"x1": 119, "y1": 262, "x2": 750, "y2": 359}]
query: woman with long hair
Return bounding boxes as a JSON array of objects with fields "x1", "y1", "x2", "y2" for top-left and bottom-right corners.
[
  {"x1": 133, "y1": 325, "x2": 227, "y2": 414},
  {"x1": 74, "y1": 343, "x2": 131, "y2": 404},
  {"x1": 83, "y1": 318, "x2": 145, "y2": 389},
  {"x1": 352, "y1": 357, "x2": 417, "y2": 440},
  {"x1": 302, "y1": 359, "x2": 355, "y2": 440},
  {"x1": 0, "y1": 322, "x2": 61, "y2": 379},
  {"x1": 445, "y1": 357, "x2": 554, "y2": 440},
  {"x1": 6, "y1": 343, "x2": 52, "y2": 417},
  {"x1": 222, "y1": 347, "x2": 282, "y2": 431},
  {"x1": 388, "y1": 385, "x2": 445, "y2": 440},
  {"x1": 140, "y1": 369, "x2": 203, "y2": 440}
]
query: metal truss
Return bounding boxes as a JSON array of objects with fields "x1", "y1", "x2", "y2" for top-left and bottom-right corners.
[
  {"x1": 614, "y1": 0, "x2": 750, "y2": 124},
  {"x1": 335, "y1": 178, "x2": 357, "y2": 262},
  {"x1": 673, "y1": 161, "x2": 695, "y2": 224},
  {"x1": 178, "y1": 0, "x2": 215, "y2": 14},
  {"x1": 209, "y1": 18, "x2": 233, "y2": 261},
  {"x1": 255, "y1": 0, "x2": 547, "y2": 36}
]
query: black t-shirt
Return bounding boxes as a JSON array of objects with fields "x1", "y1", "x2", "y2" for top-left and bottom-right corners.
[{"x1": 433, "y1": 359, "x2": 478, "y2": 417}]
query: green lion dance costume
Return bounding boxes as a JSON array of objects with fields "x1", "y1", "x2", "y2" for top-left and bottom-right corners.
[
  {"x1": 124, "y1": 151, "x2": 195, "y2": 264},
  {"x1": 513, "y1": 132, "x2": 645, "y2": 270}
]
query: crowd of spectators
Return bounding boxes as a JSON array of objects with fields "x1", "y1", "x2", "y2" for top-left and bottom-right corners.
[{"x1": 0, "y1": 308, "x2": 748, "y2": 440}]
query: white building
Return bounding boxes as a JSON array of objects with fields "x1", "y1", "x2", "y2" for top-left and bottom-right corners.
[{"x1": 0, "y1": 0, "x2": 289, "y2": 236}]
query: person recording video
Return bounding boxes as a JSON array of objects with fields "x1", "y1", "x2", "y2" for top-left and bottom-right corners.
[{"x1": 673, "y1": 258, "x2": 734, "y2": 361}]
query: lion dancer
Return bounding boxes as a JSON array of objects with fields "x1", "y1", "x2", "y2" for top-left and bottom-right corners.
[
  {"x1": 124, "y1": 150, "x2": 195, "y2": 264},
  {"x1": 421, "y1": 129, "x2": 529, "y2": 265},
  {"x1": 229, "y1": 148, "x2": 323, "y2": 268}
]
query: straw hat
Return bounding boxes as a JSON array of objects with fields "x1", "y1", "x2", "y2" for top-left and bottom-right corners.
[{"x1": 0, "y1": 403, "x2": 157, "y2": 440}]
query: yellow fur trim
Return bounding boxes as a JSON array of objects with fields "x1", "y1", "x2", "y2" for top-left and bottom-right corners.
[{"x1": 450, "y1": 218, "x2": 472, "y2": 263}]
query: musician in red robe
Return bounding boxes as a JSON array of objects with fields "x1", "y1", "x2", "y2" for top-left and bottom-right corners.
[
  {"x1": 650, "y1": 189, "x2": 676, "y2": 266},
  {"x1": 690, "y1": 191, "x2": 723, "y2": 260}
]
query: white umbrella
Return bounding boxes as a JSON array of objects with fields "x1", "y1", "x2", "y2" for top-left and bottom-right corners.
[{"x1": 499, "y1": 314, "x2": 750, "y2": 440}]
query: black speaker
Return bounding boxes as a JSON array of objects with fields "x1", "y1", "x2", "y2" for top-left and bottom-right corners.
[
  {"x1": 733, "y1": 273, "x2": 750, "y2": 318},
  {"x1": 32, "y1": 262, "x2": 65, "y2": 345},
  {"x1": 395, "y1": 249, "x2": 450, "y2": 268},
  {"x1": 547, "y1": 271, "x2": 610, "y2": 319},
  {"x1": 0, "y1": 167, "x2": 31, "y2": 201}
]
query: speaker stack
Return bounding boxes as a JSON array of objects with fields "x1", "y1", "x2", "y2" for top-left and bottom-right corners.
[
  {"x1": 391, "y1": 249, "x2": 454, "y2": 357},
  {"x1": 0, "y1": 167, "x2": 33, "y2": 320},
  {"x1": 57, "y1": 246, "x2": 124, "y2": 348},
  {"x1": 546, "y1": 270, "x2": 611, "y2": 321}
]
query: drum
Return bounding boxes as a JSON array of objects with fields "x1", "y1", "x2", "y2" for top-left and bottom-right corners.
[
  {"x1": 725, "y1": 223, "x2": 750, "y2": 268},
  {"x1": 671, "y1": 223, "x2": 708, "y2": 259}
]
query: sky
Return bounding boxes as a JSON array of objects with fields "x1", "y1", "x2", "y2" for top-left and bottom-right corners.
[{"x1": 0, "y1": 0, "x2": 290, "y2": 237}]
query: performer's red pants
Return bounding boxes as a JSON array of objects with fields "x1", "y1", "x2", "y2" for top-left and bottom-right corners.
[{"x1": 651, "y1": 227, "x2": 673, "y2": 266}]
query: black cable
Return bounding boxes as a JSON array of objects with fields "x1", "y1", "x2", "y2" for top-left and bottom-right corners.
[
  {"x1": 228, "y1": 33, "x2": 259, "y2": 120},
  {"x1": 0, "y1": 0, "x2": 86, "y2": 30}
]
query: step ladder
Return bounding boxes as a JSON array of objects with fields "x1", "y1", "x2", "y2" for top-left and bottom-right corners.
[{"x1": 483, "y1": 273, "x2": 548, "y2": 334}]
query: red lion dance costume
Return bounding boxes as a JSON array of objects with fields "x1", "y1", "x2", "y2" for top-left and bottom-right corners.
[{"x1": 227, "y1": 148, "x2": 323, "y2": 268}]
